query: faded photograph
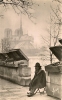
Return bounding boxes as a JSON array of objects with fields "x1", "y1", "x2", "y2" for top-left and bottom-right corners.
[{"x1": 0, "y1": 0, "x2": 62, "y2": 100}]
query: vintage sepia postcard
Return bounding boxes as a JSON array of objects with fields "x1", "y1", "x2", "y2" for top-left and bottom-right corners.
[{"x1": 0, "y1": 0, "x2": 61, "y2": 100}]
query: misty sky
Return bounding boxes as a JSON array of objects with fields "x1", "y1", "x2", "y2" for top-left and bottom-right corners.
[{"x1": 0, "y1": 0, "x2": 57, "y2": 48}]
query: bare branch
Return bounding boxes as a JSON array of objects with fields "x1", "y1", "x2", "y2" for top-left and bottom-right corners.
[
  {"x1": 11, "y1": 4, "x2": 20, "y2": 15},
  {"x1": 0, "y1": 0, "x2": 38, "y2": 22},
  {"x1": 57, "y1": 5, "x2": 62, "y2": 13},
  {"x1": 54, "y1": 25, "x2": 60, "y2": 46},
  {"x1": 53, "y1": 0, "x2": 62, "y2": 4},
  {"x1": 41, "y1": 35, "x2": 50, "y2": 47},
  {"x1": 45, "y1": 28, "x2": 55, "y2": 39},
  {"x1": 50, "y1": 5, "x2": 61, "y2": 22}
]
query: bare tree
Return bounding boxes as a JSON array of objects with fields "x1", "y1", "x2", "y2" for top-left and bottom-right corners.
[
  {"x1": 41, "y1": 1, "x2": 62, "y2": 63},
  {"x1": 51, "y1": 0, "x2": 62, "y2": 38},
  {"x1": 0, "y1": 0, "x2": 38, "y2": 21},
  {"x1": 49, "y1": 0, "x2": 62, "y2": 63}
]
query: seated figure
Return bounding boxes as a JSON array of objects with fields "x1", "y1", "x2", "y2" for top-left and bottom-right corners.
[{"x1": 27, "y1": 62, "x2": 46, "y2": 97}]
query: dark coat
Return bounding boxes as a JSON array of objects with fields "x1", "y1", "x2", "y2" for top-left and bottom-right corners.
[{"x1": 29, "y1": 69, "x2": 46, "y2": 90}]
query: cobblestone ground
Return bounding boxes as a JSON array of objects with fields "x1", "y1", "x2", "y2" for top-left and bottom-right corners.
[{"x1": 0, "y1": 78, "x2": 59, "y2": 100}]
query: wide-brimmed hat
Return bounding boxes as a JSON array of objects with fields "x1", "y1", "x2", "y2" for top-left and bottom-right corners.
[{"x1": 34, "y1": 62, "x2": 41, "y2": 68}]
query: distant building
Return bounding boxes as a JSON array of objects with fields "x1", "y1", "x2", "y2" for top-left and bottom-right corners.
[
  {"x1": 4, "y1": 28, "x2": 12, "y2": 39},
  {"x1": 15, "y1": 28, "x2": 23, "y2": 38},
  {"x1": 1, "y1": 28, "x2": 12, "y2": 52}
]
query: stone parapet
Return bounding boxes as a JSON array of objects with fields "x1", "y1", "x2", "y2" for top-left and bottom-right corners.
[{"x1": 0, "y1": 64, "x2": 31, "y2": 86}]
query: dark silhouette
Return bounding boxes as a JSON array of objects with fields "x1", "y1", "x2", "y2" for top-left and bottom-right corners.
[{"x1": 27, "y1": 62, "x2": 46, "y2": 97}]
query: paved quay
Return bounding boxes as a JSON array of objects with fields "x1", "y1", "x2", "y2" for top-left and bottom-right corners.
[{"x1": 0, "y1": 78, "x2": 59, "y2": 100}]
